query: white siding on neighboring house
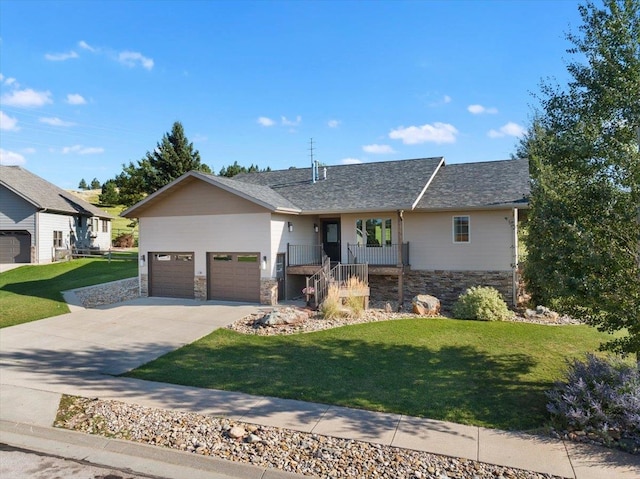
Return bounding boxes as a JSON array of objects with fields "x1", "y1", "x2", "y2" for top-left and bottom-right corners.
[
  {"x1": 37, "y1": 212, "x2": 73, "y2": 263},
  {"x1": 404, "y1": 210, "x2": 514, "y2": 271},
  {"x1": 139, "y1": 212, "x2": 272, "y2": 279},
  {"x1": 89, "y1": 217, "x2": 112, "y2": 250}
]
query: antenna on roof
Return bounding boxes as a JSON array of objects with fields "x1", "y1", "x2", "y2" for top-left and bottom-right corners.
[{"x1": 310, "y1": 138, "x2": 318, "y2": 183}]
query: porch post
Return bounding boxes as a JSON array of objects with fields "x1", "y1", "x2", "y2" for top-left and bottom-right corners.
[{"x1": 397, "y1": 209, "x2": 404, "y2": 310}]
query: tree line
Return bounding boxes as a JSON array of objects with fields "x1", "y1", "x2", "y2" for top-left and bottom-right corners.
[{"x1": 97, "y1": 121, "x2": 270, "y2": 207}]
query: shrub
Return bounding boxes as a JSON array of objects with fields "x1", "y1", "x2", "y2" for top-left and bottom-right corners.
[
  {"x1": 546, "y1": 354, "x2": 640, "y2": 453},
  {"x1": 113, "y1": 233, "x2": 134, "y2": 248},
  {"x1": 320, "y1": 284, "x2": 345, "y2": 320},
  {"x1": 343, "y1": 276, "x2": 367, "y2": 318},
  {"x1": 452, "y1": 286, "x2": 512, "y2": 321}
]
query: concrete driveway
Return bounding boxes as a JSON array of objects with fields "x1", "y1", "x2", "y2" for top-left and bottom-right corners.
[{"x1": 0, "y1": 297, "x2": 260, "y2": 391}]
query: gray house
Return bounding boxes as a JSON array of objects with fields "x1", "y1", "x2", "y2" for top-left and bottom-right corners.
[
  {"x1": 122, "y1": 157, "x2": 529, "y2": 307},
  {"x1": 0, "y1": 166, "x2": 113, "y2": 264}
]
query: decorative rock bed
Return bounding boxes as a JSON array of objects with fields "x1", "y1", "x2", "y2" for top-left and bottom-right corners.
[
  {"x1": 227, "y1": 303, "x2": 582, "y2": 336},
  {"x1": 56, "y1": 396, "x2": 564, "y2": 479}
]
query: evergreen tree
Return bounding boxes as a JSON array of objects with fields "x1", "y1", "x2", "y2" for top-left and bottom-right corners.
[
  {"x1": 98, "y1": 179, "x2": 119, "y2": 206},
  {"x1": 78, "y1": 178, "x2": 88, "y2": 190},
  {"x1": 112, "y1": 121, "x2": 212, "y2": 206},
  {"x1": 519, "y1": 0, "x2": 640, "y2": 356},
  {"x1": 219, "y1": 161, "x2": 270, "y2": 177},
  {"x1": 90, "y1": 178, "x2": 101, "y2": 189}
]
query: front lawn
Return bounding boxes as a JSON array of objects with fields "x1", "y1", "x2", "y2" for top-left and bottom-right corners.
[
  {"x1": 126, "y1": 318, "x2": 614, "y2": 431},
  {"x1": 0, "y1": 259, "x2": 137, "y2": 328}
]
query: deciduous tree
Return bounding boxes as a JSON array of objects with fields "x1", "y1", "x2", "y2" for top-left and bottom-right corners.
[{"x1": 519, "y1": 0, "x2": 640, "y2": 356}]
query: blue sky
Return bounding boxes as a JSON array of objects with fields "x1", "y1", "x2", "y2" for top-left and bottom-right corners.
[{"x1": 1, "y1": 0, "x2": 587, "y2": 189}]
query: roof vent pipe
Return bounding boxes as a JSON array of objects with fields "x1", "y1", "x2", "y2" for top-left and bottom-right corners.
[{"x1": 323, "y1": 167, "x2": 327, "y2": 180}]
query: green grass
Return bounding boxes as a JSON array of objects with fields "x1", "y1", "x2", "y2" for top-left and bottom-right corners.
[
  {"x1": 0, "y1": 259, "x2": 138, "y2": 328},
  {"x1": 126, "y1": 318, "x2": 616, "y2": 431},
  {"x1": 101, "y1": 205, "x2": 139, "y2": 242}
]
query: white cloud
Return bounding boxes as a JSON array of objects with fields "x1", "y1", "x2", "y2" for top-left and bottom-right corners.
[
  {"x1": 45, "y1": 50, "x2": 79, "y2": 61},
  {"x1": 1, "y1": 88, "x2": 52, "y2": 107},
  {"x1": 66, "y1": 93, "x2": 86, "y2": 105},
  {"x1": 327, "y1": 119, "x2": 340, "y2": 128},
  {"x1": 62, "y1": 145, "x2": 104, "y2": 155},
  {"x1": 389, "y1": 122, "x2": 458, "y2": 145},
  {"x1": 0, "y1": 148, "x2": 26, "y2": 165},
  {"x1": 468, "y1": 104, "x2": 498, "y2": 115},
  {"x1": 362, "y1": 144, "x2": 395, "y2": 154},
  {"x1": 258, "y1": 116, "x2": 275, "y2": 127},
  {"x1": 0, "y1": 111, "x2": 19, "y2": 131},
  {"x1": 40, "y1": 117, "x2": 75, "y2": 127},
  {"x1": 488, "y1": 122, "x2": 526, "y2": 138},
  {"x1": 443, "y1": 95, "x2": 452, "y2": 104},
  {"x1": 118, "y1": 51, "x2": 154, "y2": 70},
  {"x1": 78, "y1": 40, "x2": 96, "y2": 52},
  {"x1": 341, "y1": 158, "x2": 362, "y2": 165},
  {"x1": 22, "y1": 147, "x2": 36, "y2": 154},
  {"x1": 3, "y1": 76, "x2": 18, "y2": 87},
  {"x1": 281, "y1": 115, "x2": 302, "y2": 127}
]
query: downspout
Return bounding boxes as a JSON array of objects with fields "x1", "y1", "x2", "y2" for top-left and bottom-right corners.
[
  {"x1": 512, "y1": 208, "x2": 519, "y2": 307},
  {"x1": 397, "y1": 209, "x2": 404, "y2": 310}
]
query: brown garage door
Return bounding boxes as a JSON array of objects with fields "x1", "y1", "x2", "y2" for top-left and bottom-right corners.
[
  {"x1": 149, "y1": 252, "x2": 194, "y2": 298},
  {"x1": 208, "y1": 253, "x2": 260, "y2": 302},
  {"x1": 0, "y1": 231, "x2": 31, "y2": 263}
]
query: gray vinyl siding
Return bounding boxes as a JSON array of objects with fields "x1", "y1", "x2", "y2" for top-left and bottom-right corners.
[
  {"x1": 37, "y1": 212, "x2": 73, "y2": 263},
  {"x1": 0, "y1": 186, "x2": 37, "y2": 245}
]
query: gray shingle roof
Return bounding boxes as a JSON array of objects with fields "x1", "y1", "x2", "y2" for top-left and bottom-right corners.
[
  {"x1": 415, "y1": 158, "x2": 530, "y2": 210},
  {"x1": 198, "y1": 173, "x2": 300, "y2": 212},
  {"x1": 0, "y1": 166, "x2": 112, "y2": 218},
  {"x1": 234, "y1": 157, "x2": 444, "y2": 213}
]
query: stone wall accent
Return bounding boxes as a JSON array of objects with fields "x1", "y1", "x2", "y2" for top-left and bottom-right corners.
[
  {"x1": 71, "y1": 278, "x2": 140, "y2": 308},
  {"x1": 260, "y1": 279, "x2": 278, "y2": 305},
  {"x1": 140, "y1": 274, "x2": 149, "y2": 297},
  {"x1": 194, "y1": 275, "x2": 207, "y2": 300},
  {"x1": 370, "y1": 270, "x2": 513, "y2": 310}
]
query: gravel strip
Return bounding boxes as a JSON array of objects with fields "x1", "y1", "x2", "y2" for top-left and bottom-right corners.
[{"x1": 56, "y1": 396, "x2": 566, "y2": 479}]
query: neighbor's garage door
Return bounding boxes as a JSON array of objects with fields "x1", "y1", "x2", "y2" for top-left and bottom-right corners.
[
  {"x1": 0, "y1": 231, "x2": 31, "y2": 263},
  {"x1": 207, "y1": 253, "x2": 260, "y2": 302},
  {"x1": 149, "y1": 252, "x2": 194, "y2": 298}
]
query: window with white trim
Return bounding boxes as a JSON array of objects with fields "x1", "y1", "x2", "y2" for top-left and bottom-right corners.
[
  {"x1": 53, "y1": 230, "x2": 63, "y2": 248},
  {"x1": 355, "y1": 218, "x2": 392, "y2": 246},
  {"x1": 453, "y1": 216, "x2": 470, "y2": 243}
]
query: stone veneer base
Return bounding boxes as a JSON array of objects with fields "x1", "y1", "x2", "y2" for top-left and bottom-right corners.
[{"x1": 369, "y1": 269, "x2": 514, "y2": 309}]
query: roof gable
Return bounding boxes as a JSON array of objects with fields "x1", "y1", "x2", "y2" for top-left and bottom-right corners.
[
  {"x1": 121, "y1": 171, "x2": 300, "y2": 218},
  {"x1": 0, "y1": 166, "x2": 112, "y2": 218}
]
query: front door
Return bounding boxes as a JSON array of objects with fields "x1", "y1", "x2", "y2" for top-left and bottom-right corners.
[{"x1": 322, "y1": 220, "x2": 341, "y2": 262}]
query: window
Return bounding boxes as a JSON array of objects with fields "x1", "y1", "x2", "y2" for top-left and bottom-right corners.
[
  {"x1": 101, "y1": 219, "x2": 108, "y2": 233},
  {"x1": 356, "y1": 218, "x2": 392, "y2": 246},
  {"x1": 53, "y1": 230, "x2": 63, "y2": 248},
  {"x1": 453, "y1": 216, "x2": 470, "y2": 243}
]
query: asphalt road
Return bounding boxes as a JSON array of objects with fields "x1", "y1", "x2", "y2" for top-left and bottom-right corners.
[{"x1": 0, "y1": 444, "x2": 165, "y2": 479}]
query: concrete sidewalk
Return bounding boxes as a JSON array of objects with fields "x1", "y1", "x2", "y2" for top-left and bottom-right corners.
[{"x1": 1, "y1": 298, "x2": 639, "y2": 479}]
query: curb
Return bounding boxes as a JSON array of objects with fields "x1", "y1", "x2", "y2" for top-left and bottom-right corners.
[{"x1": 0, "y1": 420, "x2": 314, "y2": 479}]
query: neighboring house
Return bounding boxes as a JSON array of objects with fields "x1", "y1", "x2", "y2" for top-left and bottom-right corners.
[
  {"x1": 0, "y1": 166, "x2": 113, "y2": 264},
  {"x1": 122, "y1": 157, "x2": 529, "y2": 307}
]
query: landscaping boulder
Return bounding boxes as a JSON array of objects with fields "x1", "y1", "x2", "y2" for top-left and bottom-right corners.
[
  {"x1": 411, "y1": 295, "x2": 441, "y2": 316},
  {"x1": 257, "y1": 307, "x2": 308, "y2": 327}
]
